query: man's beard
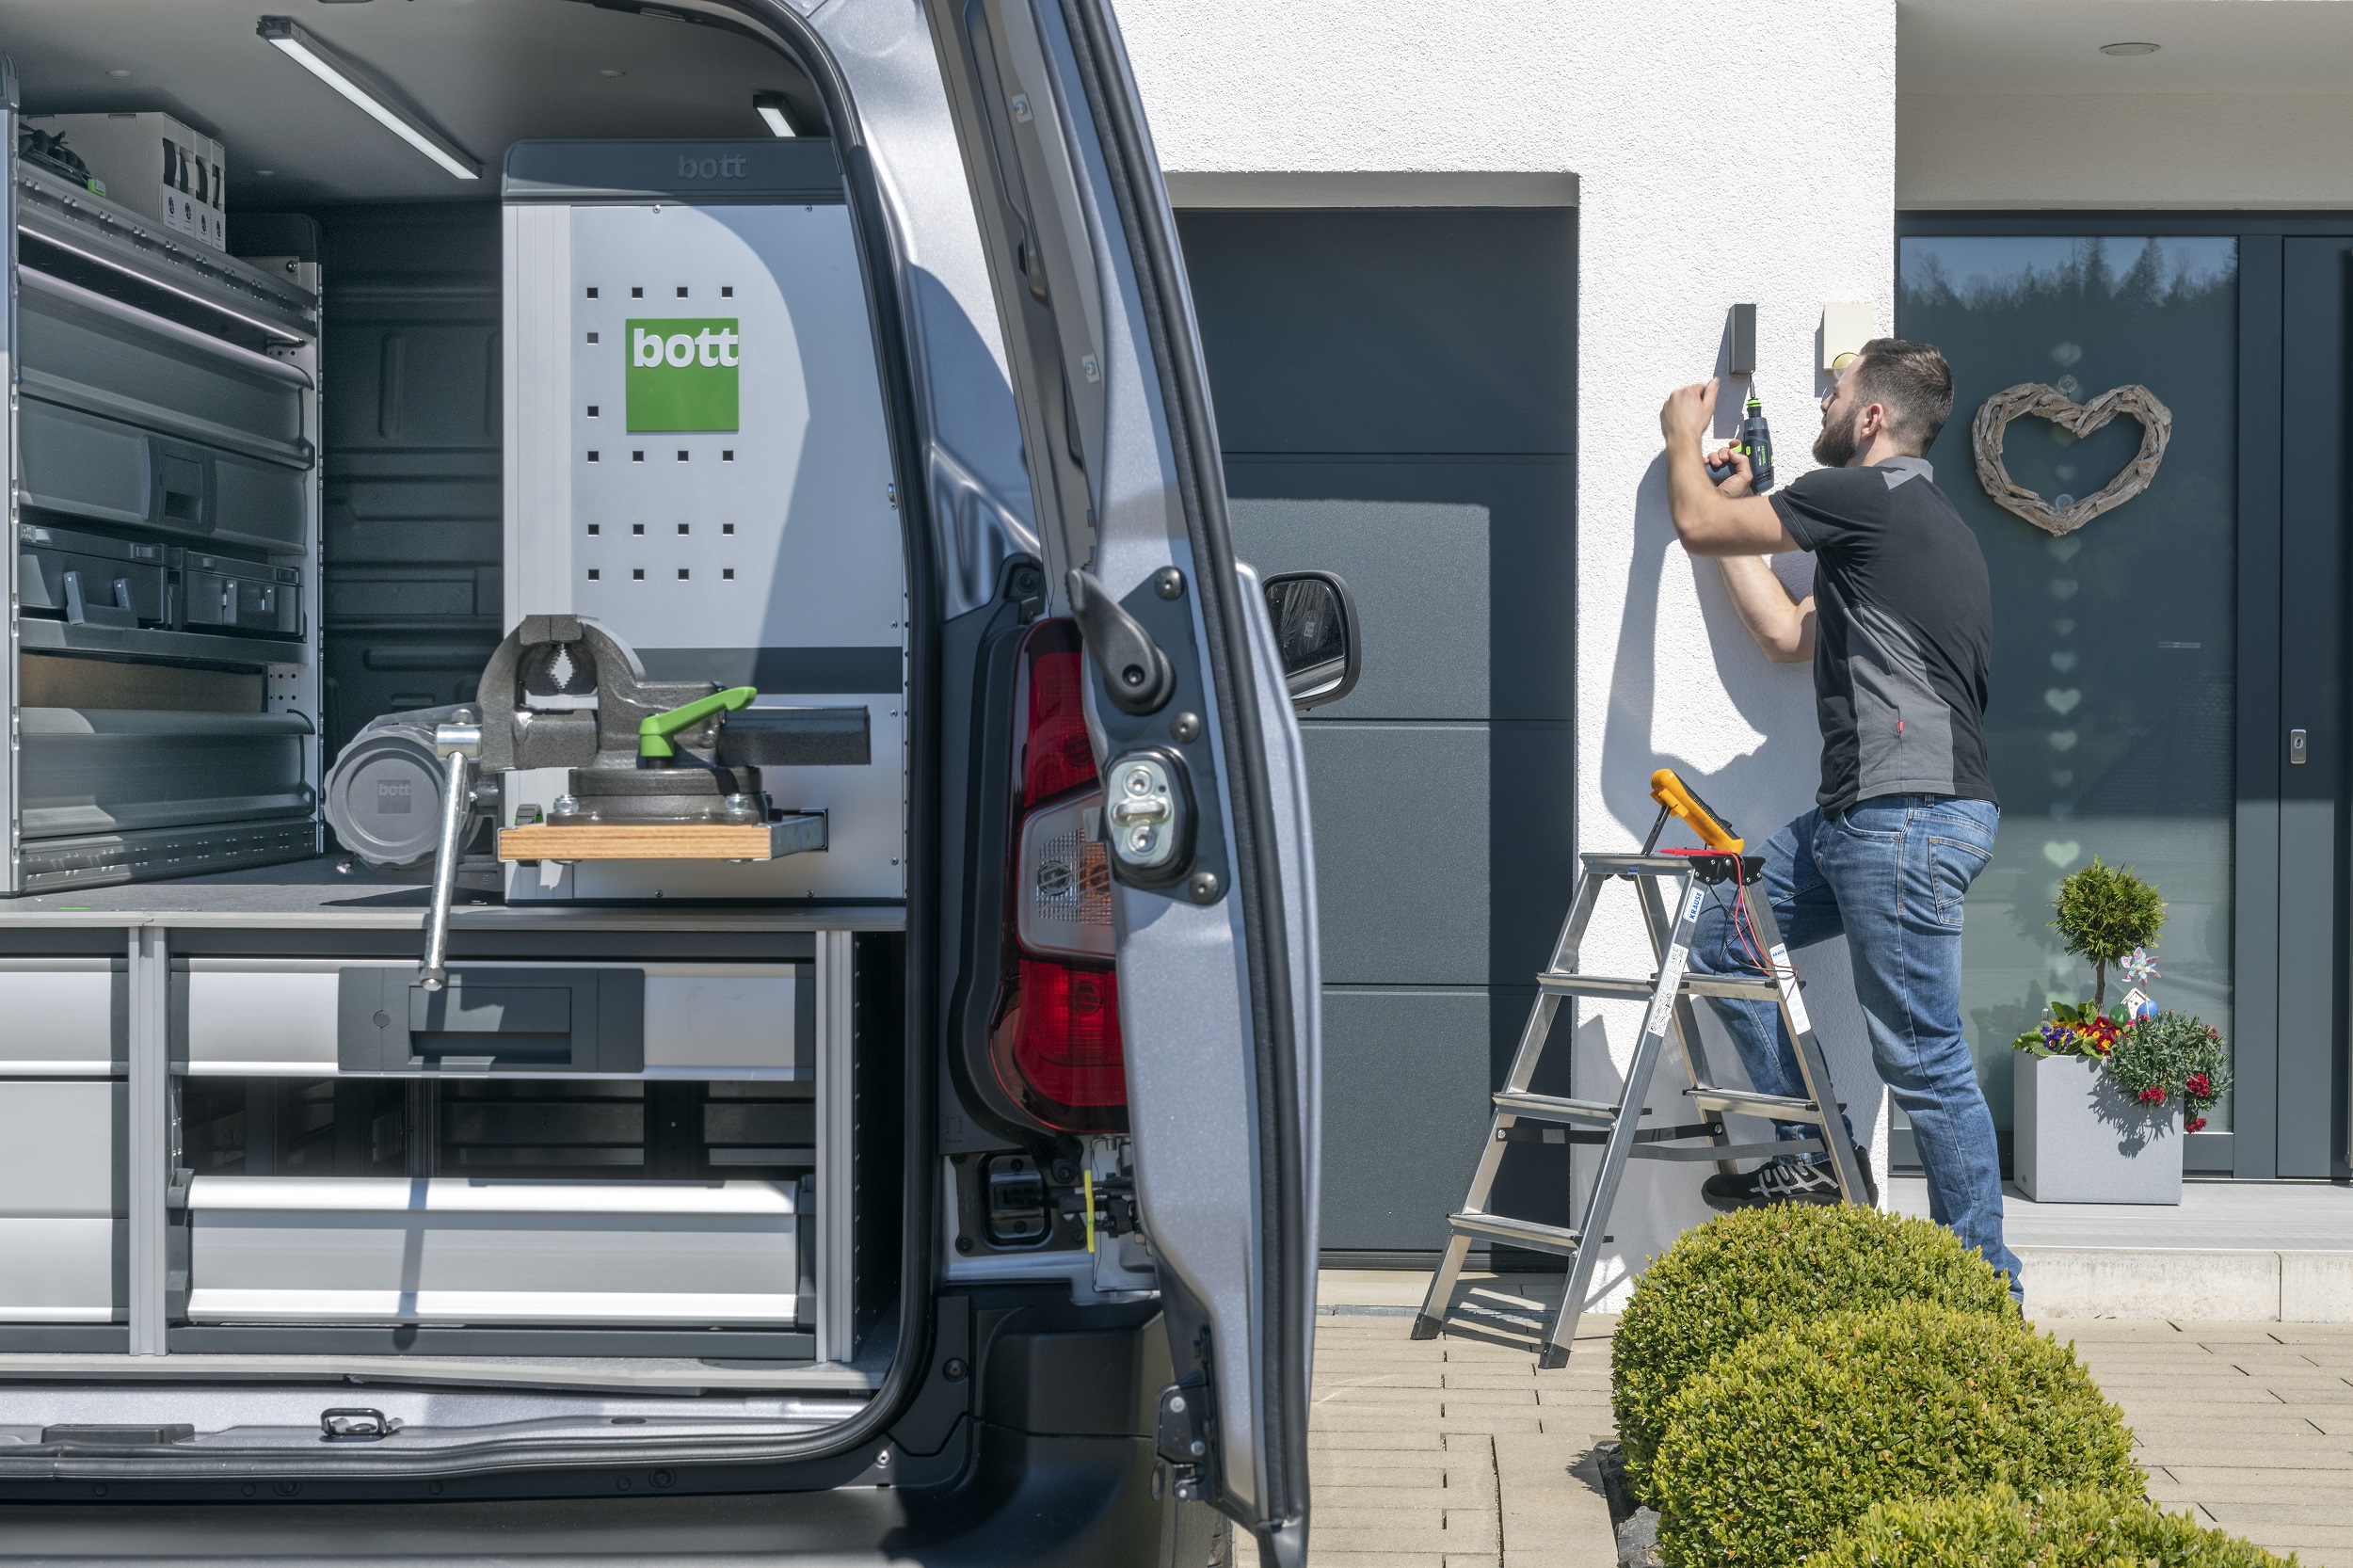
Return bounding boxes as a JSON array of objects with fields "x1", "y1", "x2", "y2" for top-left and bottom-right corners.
[{"x1": 1813, "y1": 409, "x2": 1862, "y2": 467}]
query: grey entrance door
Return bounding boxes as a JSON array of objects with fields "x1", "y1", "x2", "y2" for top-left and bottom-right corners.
[{"x1": 1176, "y1": 205, "x2": 1577, "y2": 1257}]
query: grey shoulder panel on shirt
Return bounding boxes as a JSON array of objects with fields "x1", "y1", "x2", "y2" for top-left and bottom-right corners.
[
  {"x1": 1877, "y1": 456, "x2": 1934, "y2": 489},
  {"x1": 1843, "y1": 600, "x2": 1960, "y2": 798}
]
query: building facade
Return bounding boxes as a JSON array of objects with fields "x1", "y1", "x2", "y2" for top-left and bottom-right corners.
[{"x1": 1121, "y1": 0, "x2": 2353, "y2": 1303}]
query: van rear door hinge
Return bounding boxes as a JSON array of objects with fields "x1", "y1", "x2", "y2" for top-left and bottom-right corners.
[{"x1": 1154, "y1": 1375, "x2": 1212, "y2": 1500}]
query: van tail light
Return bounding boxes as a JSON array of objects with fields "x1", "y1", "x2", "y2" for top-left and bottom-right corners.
[{"x1": 988, "y1": 619, "x2": 1128, "y2": 1132}]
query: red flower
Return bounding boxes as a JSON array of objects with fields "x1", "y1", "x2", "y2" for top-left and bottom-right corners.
[
  {"x1": 2137, "y1": 1086, "x2": 2167, "y2": 1104},
  {"x1": 2185, "y1": 1073, "x2": 2212, "y2": 1098},
  {"x1": 2185, "y1": 1116, "x2": 2208, "y2": 1133}
]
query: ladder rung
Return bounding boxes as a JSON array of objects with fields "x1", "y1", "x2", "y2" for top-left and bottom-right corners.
[
  {"x1": 1447, "y1": 1212, "x2": 1583, "y2": 1254},
  {"x1": 1689, "y1": 1088, "x2": 1833, "y2": 1123},
  {"x1": 1537, "y1": 971, "x2": 1783, "y2": 1001},
  {"x1": 1493, "y1": 1090, "x2": 1622, "y2": 1126}
]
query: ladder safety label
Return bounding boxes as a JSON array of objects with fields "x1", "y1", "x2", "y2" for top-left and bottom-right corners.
[
  {"x1": 1769, "y1": 943, "x2": 1810, "y2": 1032},
  {"x1": 1644, "y1": 944, "x2": 1689, "y2": 1037}
]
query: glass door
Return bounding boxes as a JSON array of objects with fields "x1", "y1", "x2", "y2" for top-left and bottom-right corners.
[{"x1": 1897, "y1": 218, "x2": 2351, "y2": 1180}]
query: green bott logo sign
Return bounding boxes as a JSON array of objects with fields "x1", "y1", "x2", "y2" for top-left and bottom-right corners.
[{"x1": 626, "y1": 317, "x2": 740, "y2": 431}]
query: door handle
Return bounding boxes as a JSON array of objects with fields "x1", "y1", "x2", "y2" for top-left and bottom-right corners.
[{"x1": 2290, "y1": 728, "x2": 2309, "y2": 765}]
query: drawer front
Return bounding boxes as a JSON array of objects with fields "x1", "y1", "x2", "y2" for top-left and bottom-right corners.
[
  {"x1": 0, "y1": 1218, "x2": 122, "y2": 1322},
  {"x1": 0, "y1": 1081, "x2": 122, "y2": 1217},
  {"x1": 19, "y1": 709, "x2": 314, "y2": 840},
  {"x1": 185, "y1": 1177, "x2": 797, "y2": 1324},
  {"x1": 182, "y1": 962, "x2": 808, "y2": 1076},
  {"x1": 0, "y1": 961, "x2": 123, "y2": 1072}
]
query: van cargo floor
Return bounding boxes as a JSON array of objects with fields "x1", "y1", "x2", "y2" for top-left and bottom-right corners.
[{"x1": 0, "y1": 1353, "x2": 880, "y2": 1394}]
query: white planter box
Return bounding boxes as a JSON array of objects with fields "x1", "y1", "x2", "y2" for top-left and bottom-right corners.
[{"x1": 2014, "y1": 1052, "x2": 2183, "y2": 1205}]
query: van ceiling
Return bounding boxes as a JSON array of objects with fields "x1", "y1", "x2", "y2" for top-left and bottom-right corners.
[{"x1": 0, "y1": 0, "x2": 811, "y2": 208}]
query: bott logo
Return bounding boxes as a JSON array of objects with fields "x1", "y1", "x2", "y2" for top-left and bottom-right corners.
[
  {"x1": 625, "y1": 317, "x2": 740, "y2": 432},
  {"x1": 679, "y1": 153, "x2": 749, "y2": 180}
]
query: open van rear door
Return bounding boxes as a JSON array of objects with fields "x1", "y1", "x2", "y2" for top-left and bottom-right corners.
[{"x1": 922, "y1": 0, "x2": 1319, "y2": 1560}]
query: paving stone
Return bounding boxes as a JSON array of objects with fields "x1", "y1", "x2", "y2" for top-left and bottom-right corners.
[
  {"x1": 2203, "y1": 1502, "x2": 2353, "y2": 1528},
  {"x1": 1301, "y1": 1555, "x2": 1448, "y2": 1568},
  {"x1": 1316, "y1": 1429, "x2": 1449, "y2": 1450}
]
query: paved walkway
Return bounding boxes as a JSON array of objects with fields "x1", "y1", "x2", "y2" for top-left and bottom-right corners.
[{"x1": 1312, "y1": 1272, "x2": 2353, "y2": 1566}]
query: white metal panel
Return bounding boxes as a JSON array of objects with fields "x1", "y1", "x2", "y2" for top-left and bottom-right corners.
[
  {"x1": 185, "y1": 1176, "x2": 797, "y2": 1324},
  {"x1": 643, "y1": 966, "x2": 802, "y2": 1075},
  {"x1": 182, "y1": 965, "x2": 339, "y2": 1073},
  {"x1": 0, "y1": 960, "x2": 119, "y2": 1072},
  {"x1": 0, "y1": 1217, "x2": 120, "y2": 1322}
]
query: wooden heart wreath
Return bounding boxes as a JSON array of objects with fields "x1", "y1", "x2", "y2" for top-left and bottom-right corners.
[{"x1": 1969, "y1": 381, "x2": 2172, "y2": 536}]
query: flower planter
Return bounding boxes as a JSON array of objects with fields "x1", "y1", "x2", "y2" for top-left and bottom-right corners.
[{"x1": 2013, "y1": 1051, "x2": 2183, "y2": 1205}]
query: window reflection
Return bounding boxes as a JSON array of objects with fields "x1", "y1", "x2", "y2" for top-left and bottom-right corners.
[{"x1": 1898, "y1": 236, "x2": 2237, "y2": 1132}]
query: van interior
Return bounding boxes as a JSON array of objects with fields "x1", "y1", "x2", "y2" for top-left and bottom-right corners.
[{"x1": 0, "y1": 0, "x2": 931, "y2": 1467}]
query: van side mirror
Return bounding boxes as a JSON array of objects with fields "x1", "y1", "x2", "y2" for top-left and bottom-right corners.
[{"x1": 1262, "y1": 570, "x2": 1360, "y2": 712}]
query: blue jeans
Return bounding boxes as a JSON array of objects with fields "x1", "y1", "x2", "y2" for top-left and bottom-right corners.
[{"x1": 1685, "y1": 794, "x2": 2022, "y2": 1297}]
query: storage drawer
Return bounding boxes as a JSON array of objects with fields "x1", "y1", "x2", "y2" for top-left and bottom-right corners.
[
  {"x1": 185, "y1": 1176, "x2": 799, "y2": 1324},
  {"x1": 182, "y1": 552, "x2": 303, "y2": 635},
  {"x1": 0, "y1": 1081, "x2": 123, "y2": 1218},
  {"x1": 17, "y1": 523, "x2": 171, "y2": 626},
  {"x1": 20, "y1": 265, "x2": 308, "y2": 458},
  {"x1": 181, "y1": 961, "x2": 809, "y2": 1077},
  {"x1": 18, "y1": 709, "x2": 314, "y2": 840},
  {"x1": 0, "y1": 960, "x2": 124, "y2": 1073},
  {"x1": 0, "y1": 1081, "x2": 125, "y2": 1324},
  {"x1": 20, "y1": 400, "x2": 309, "y2": 555},
  {"x1": 0, "y1": 1218, "x2": 122, "y2": 1323}
]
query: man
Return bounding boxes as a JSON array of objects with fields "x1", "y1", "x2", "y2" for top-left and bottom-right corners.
[{"x1": 1657, "y1": 338, "x2": 2020, "y2": 1294}]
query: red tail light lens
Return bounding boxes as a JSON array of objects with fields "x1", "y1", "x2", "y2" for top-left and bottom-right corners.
[{"x1": 989, "y1": 619, "x2": 1128, "y2": 1132}]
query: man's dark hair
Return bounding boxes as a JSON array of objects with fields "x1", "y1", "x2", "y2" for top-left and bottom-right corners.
[{"x1": 1849, "y1": 337, "x2": 1954, "y2": 455}]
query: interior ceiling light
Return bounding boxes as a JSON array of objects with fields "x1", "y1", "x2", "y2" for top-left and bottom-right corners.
[
  {"x1": 754, "y1": 91, "x2": 798, "y2": 137},
  {"x1": 256, "y1": 16, "x2": 482, "y2": 180},
  {"x1": 2099, "y1": 40, "x2": 2161, "y2": 56}
]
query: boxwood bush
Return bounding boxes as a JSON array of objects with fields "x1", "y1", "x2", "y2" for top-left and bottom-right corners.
[
  {"x1": 1805, "y1": 1484, "x2": 2296, "y2": 1567},
  {"x1": 1650, "y1": 1304, "x2": 2140, "y2": 1568},
  {"x1": 1611, "y1": 1204, "x2": 2017, "y2": 1498}
]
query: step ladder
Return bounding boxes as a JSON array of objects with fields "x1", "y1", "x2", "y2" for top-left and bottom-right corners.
[{"x1": 1412, "y1": 771, "x2": 1868, "y2": 1368}]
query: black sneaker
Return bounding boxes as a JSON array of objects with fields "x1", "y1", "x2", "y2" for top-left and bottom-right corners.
[{"x1": 1701, "y1": 1152, "x2": 1878, "y2": 1211}]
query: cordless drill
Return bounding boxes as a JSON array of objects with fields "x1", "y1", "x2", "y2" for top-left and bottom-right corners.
[{"x1": 1705, "y1": 393, "x2": 1775, "y2": 494}]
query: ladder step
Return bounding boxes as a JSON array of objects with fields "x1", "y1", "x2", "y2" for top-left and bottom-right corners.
[
  {"x1": 1689, "y1": 1088, "x2": 1834, "y2": 1123},
  {"x1": 1447, "y1": 1212, "x2": 1584, "y2": 1254},
  {"x1": 1537, "y1": 971, "x2": 1783, "y2": 1001},
  {"x1": 1493, "y1": 1090, "x2": 1622, "y2": 1126}
]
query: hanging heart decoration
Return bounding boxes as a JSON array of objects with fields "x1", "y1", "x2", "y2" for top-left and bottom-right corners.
[{"x1": 1970, "y1": 382, "x2": 2172, "y2": 536}]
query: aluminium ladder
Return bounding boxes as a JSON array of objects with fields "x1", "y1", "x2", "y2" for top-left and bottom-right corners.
[{"x1": 1412, "y1": 784, "x2": 1869, "y2": 1368}]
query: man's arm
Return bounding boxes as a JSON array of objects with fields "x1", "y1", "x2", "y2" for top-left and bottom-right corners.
[
  {"x1": 1718, "y1": 554, "x2": 1816, "y2": 664},
  {"x1": 1659, "y1": 379, "x2": 1803, "y2": 556}
]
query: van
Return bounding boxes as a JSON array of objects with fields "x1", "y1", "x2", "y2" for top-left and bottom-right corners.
[{"x1": 0, "y1": 2, "x2": 1353, "y2": 1561}]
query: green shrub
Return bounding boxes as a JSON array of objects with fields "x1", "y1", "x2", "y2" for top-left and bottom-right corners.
[
  {"x1": 1610, "y1": 1205, "x2": 2016, "y2": 1499},
  {"x1": 1651, "y1": 1304, "x2": 2141, "y2": 1568},
  {"x1": 1805, "y1": 1484, "x2": 2296, "y2": 1567}
]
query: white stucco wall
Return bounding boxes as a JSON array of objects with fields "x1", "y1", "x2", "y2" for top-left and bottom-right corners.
[
  {"x1": 1118, "y1": 0, "x2": 1901, "y2": 1309},
  {"x1": 1901, "y1": 92, "x2": 2353, "y2": 208}
]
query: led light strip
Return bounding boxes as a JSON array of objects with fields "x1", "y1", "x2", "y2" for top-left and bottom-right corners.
[{"x1": 256, "y1": 17, "x2": 482, "y2": 181}]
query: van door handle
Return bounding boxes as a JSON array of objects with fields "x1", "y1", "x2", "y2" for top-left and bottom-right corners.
[{"x1": 1066, "y1": 568, "x2": 1175, "y2": 716}]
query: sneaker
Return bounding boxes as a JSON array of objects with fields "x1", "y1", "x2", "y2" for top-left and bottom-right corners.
[{"x1": 1701, "y1": 1151, "x2": 1877, "y2": 1212}]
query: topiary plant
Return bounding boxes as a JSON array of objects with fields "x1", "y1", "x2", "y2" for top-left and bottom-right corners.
[
  {"x1": 1650, "y1": 1304, "x2": 2141, "y2": 1568},
  {"x1": 2052, "y1": 856, "x2": 2166, "y2": 1007},
  {"x1": 1804, "y1": 1483, "x2": 2296, "y2": 1567},
  {"x1": 1610, "y1": 1205, "x2": 2016, "y2": 1502}
]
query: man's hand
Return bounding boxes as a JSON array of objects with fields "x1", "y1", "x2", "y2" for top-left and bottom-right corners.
[
  {"x1": 1663, "y1": 381, "x2": 1797, "y2": 557},
  {"x1": 1660, "y1": 379, "x2": 1719, "y2": 448},
  {"x1": 1706, "y1": 445, "x2": 1753, "y2": 499}
]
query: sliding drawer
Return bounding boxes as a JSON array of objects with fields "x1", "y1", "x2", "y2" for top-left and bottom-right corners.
[
  {"x1": 18, "y1": 708, "x2": 313, "y2": 840},
  {"x1": 0, "y1": 1081, "x2": 124, "y2": 1323},
  {"x1": 180, "y1": 961, "x2": 810, "y2": 1077},
  {"x1": 20, "y1": 401, "x2": 308, "y2": 554},
  {"x1": 184, "y1": 1176, "x2": 799, "y2": 1324},
  {"x1": 0, "y1": 959, "x2": 124, "y2": 1073}
]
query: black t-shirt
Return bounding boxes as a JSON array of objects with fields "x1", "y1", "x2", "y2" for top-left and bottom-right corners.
[{"x1": 1768, "y1": 456, "x2": 1997, "y2": 812}]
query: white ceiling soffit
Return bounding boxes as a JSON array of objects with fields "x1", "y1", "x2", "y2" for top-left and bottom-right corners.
[
  {"x1": 0, "y1": 0, "x2": 813, "y2": 208},
  {"x1": 1163, "y1": 171, "x2": 1578, "y2": 209},
  {"x1": 1900, "y1": 0, "x2": 2353, "y2": 97}
]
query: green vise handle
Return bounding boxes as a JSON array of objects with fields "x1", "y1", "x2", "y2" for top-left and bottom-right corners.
[{"x1": 638, "y1": 685, "x2": 757, "y2": 761}]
